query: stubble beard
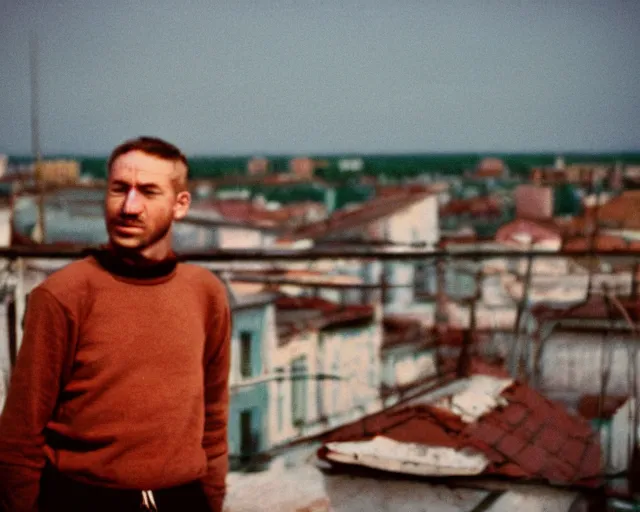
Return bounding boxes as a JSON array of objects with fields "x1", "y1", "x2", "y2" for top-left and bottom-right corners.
[{"x1": 108, "y1": 213, "x2": 174, "y2": 257}]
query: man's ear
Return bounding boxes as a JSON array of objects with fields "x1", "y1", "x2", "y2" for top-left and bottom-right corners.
[{"x1": 173, "y1": 191, "x2": 191, "y2": 220}]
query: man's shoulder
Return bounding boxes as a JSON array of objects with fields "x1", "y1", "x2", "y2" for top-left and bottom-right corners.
[
  {"x1": 177, "y1": 262, "x2": 228, "y2": 298},
  {"x1": 35, "y1": 256, "x2": 99, "y2": 300}
]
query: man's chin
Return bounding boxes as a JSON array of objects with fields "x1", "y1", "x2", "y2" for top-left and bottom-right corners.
[{"x1": 108, "y1": 235, "x2": 145, "y2": 251}]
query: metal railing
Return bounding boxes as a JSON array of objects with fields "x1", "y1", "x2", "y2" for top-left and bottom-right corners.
[{"x1": 2, "y1": 244, "x2": 640, "y2": 467}]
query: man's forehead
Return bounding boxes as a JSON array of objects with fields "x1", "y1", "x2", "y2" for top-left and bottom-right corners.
[{"x1": 111, "y1": 151, "x2": 185, "y2": 180}]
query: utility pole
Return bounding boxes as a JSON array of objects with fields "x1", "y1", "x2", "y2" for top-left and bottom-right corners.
[
  {"x1": 30, "y1": 33, "x2": 46, "y2": 243},
  {"x1": 435, "y1": 254, "x2": 448, "y2": 377},
  {"x1": 457, "y1": 264, "x2": 481, "y2": 378}
]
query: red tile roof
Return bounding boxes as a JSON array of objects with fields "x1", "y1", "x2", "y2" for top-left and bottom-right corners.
[
  {"x1": 438, "y1": 234, "x2": 484, "y2": 249},
  {"x1": 275, "y1": 296, "x2": 375, "y2": 344},
  {"x1": 462, "y1": 383, "x2": 600, "y2": 486},
  {"x1": 439, "y1": 196, "x2": 502, "y2": 217},
  {"x1": 318, "y1": 403, "x2": 464, "y2": 447},
  {"x1": 531, "y1": 295, "x2": 640, "y2": 322},
  {"x1": 382, "y1": 315, "x2": 434, "y2": 351},
  {"x1": 495, "y1": 218, "x2": 563, "y2": 245},
  {"x1": 563, "y1": 234, "x2": 629, "y2": 252},
  {"x1": 200, "y1": 199, "x2": 326, "y2": 228},
  {"x1": 596, "y1": 190, "x2": 640, "y2": 229},
  {"x1": 476, "y1": 157, "x2": 506, "y2": 177},
  {"x1": 318, "y1": 377, "x2": 602, "y2": 487},
  {"x1": 279, "y1": 189, "x2": 433, "y2": 242},
  {"x1": 374, "y1": 184, "x2": 433, "y2": 197},
  {"x1": 577, "y1": 395, "x2": 629, "y2": 420}
]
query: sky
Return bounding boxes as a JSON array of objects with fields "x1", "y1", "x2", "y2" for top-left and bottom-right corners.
[{"x1": 1, "y1": 0, "x2": 639, "y2": 156}]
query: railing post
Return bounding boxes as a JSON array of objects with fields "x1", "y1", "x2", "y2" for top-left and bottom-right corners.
[{"x1": 14, "y1": 257, "x2": 26, "y2": 356}]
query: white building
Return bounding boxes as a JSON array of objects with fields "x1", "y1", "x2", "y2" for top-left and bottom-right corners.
[{"x1": 267, "y1": 296, "x2": 383, "y2": 444}]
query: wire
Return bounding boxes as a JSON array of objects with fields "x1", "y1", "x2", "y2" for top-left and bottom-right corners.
[{"x1": 230, "y1": 371, "x2": 379, "y2": 391}]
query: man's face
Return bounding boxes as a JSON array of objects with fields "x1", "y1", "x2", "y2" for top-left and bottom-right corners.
[{"x1": 105, "y1": 150, "x2": 190, "y2": 257}]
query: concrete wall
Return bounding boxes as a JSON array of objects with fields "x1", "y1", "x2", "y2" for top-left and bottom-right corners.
[
  {"x1": 319, "y1": 323, "x2": 381, "y2": 420},
  {"x1": 607, "y1": 398, "x2": 635, "y2": 474},
  {"x1": 381, "y1": 346, "x2": 437, "y2": 388},
  {"x1": 386, "y1": 195, "x2": 439, "y2": 247},
  {"x1": 270, "y1": 330, "x2": 319, "y2": 434}
]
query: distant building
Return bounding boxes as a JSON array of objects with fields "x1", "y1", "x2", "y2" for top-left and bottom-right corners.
[
  {"x1": 531, "y1": 163, "x2": 611, "y2": 187},
  {"x1": 278, "y1": 189, "x2": 440, "y2": 317},
  {"x1": 0, "y1": 155, "x2": 7, "y2": 178},
  {"x1": 289, "y1": 157, "x2": 316, "y2": 179},
  {"x1": 269, "y1": 295, "x2": 382, "y2": 441},
  {"x1": 609, "y1": 163, "x2": 623, "y2": 191},
  {"x1": 596, "y1": 190, "x2": 640, "y2": 230},
  {"x1": 247, "y1": 157, "x2": 269, "y2": 177},
  {"x1": 380, "y1": 315, "x2": 437, "y2": 400},
  {"x1": 226, "y1": 289, "x2": 279, "y2": 467},
  {"x1": 513, "y1": 185, "x2": 554, "y2": 220},
  {"x1": 474, "y1": 157, "x2": 507, "y2": 178},
  {"x1": 35, "y1": 159, "x2": 80, "y2": 185},
  {"x1": 338, "y1": 158, "x2": 364, "y2": 173}
]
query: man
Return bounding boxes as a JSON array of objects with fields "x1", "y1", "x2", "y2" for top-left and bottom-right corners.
[{"x1": 0, "y1": 137, "x2": 231, "y2": 511}]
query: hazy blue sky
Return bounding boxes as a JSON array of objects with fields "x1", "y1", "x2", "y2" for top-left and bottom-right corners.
[{"x1": 1, "y1": 0, "x2": 639, "y2": 156}]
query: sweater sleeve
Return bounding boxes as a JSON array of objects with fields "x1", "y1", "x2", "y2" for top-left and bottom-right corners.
[
  {"x1": 200, "y1": 294, "x2": 232, "y2": 512},
  {"x1": 0, "y1": 288, "x2": 71, "y2": 512}
]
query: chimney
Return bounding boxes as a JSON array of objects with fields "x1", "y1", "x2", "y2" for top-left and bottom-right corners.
[{"x1": 514, "y1": 185, "x2": 554, "y2": 220}]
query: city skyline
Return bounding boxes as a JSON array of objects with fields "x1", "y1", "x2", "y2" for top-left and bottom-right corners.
[{"x1": 1, "y1": 0, "x2": 639, "y2": 156}]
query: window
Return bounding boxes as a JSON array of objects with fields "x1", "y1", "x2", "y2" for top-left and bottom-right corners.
[
  {"x1": 240, "y1": 331, "x2": 253, "y2": 379},
  {"x1": 291, "y1": 356, "x2": 308, "y2": 426},
  {"x1": 414, "y1": 262, "x2": 435, "y2": 296},
  {"x1": 239, "y1": 408, "x2": 260, "y2": 459},
  {"x1": 275, "y1": 367, "x2": 285, "y2": 432},
  {"x1": 381, "y1": 263, "x2": 393, "y2": 304}
]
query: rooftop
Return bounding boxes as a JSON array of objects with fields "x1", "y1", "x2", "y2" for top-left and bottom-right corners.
[
  {"x1": 279, "y1": 189, "x2": 433, "y2": 243},
  {"x1": 199, "y1": 198, "x2": 327, "y2": 229},
  {"x1": 381, "y1": 315, "x2": 434, "y2": 352},
  {"x1": 225, "y1": 450, "x2": 582, "y2": 511},
  {"x1": 318, "y1": 373, "x2": 602, "y2": 488},
  {"x1": 440, "y1": 196, "x2": 503, "y2": 218},
  {"x1": 275, "y1": 296, "x2": 375, "y2": 344}
]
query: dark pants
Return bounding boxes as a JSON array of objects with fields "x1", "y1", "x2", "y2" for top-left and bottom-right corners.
[{"x1": 39, "y1": 464, "x2": 211, "y2": 512}]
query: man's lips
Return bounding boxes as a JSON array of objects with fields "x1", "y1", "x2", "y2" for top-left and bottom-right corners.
[{"x1": 113, "y1": 223, "x2": 144, "y2": 233}]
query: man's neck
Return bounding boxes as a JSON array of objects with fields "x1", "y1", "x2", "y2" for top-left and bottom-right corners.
[
  {"x1": 90, "y1": 244, "x2": 179, "y2": 279},
  {"x1": 108, "y1": 244, "x2": 173, "y2": 266}
]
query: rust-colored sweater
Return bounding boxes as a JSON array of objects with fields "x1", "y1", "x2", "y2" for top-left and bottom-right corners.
[{"x1": 0, "y1": 251, "x2": 231, "y2": 512}]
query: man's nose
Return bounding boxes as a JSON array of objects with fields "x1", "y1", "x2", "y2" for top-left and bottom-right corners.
[{"x1": 122, "y1": 188, "x2": 143, "y2": 215}]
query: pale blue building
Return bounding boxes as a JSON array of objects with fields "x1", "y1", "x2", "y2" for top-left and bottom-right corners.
[{"x1": 226, "y1": 291, "x2": 279, "y2": 469}]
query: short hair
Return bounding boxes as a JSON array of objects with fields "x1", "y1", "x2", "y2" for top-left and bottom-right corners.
[{"x1": 107, "y1": 136, "x2": 190, "y2": 189}]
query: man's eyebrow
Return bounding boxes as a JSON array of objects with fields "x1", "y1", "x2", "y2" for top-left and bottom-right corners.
[
  {"x1": 109, "y1": 179, "x2": 131, "y2": 187},
  {"x1": 108, "y1": 179, "x2": 162, "y2": 191},
  {"x1": 137, "y1": 182, "x2": 162, "y2": 190}
]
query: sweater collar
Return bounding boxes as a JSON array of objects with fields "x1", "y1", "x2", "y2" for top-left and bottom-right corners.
[{"x1": 86, "y1": 245, "x2": 179, "y2": 280}]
